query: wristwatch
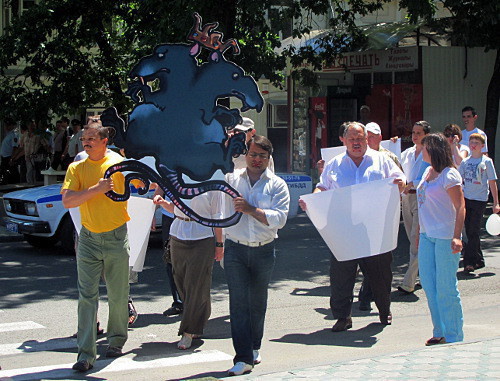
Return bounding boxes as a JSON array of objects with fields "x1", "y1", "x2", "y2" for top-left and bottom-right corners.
[{"x1": 215, "y1": 242, "x2": 224, "y2": 247}]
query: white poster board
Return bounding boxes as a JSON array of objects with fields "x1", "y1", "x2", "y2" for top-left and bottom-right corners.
[
  {"x1": 321, "y1": 139, "x2": 401, "y2": 163},
  {"x1": 69, "y1": 196, "x2": 155, "y2": 271},
  {"x1": 300, "y1": 178, "x2": 400, "y2": 261}
]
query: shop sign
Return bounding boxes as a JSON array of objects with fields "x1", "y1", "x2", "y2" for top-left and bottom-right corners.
[{"x1": 321, "y1": 47, "x2": 418, "y2": 73}]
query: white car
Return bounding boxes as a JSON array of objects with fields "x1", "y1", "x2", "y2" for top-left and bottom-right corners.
[
  {"x1": 1, "y1": 174, "x2": 311, "y2": 254},
  {"x1": 1, "y1": 184, "x2": 159, "y2": 255}
]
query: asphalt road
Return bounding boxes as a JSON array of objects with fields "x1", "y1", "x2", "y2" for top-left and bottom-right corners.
[{"x1": 0, "y1": 212, "x2": 499, "y2": 380}]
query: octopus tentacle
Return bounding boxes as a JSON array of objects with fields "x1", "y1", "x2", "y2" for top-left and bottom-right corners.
[{"x1": 104, "y1": 160, "x2": 242, "y2": 227}]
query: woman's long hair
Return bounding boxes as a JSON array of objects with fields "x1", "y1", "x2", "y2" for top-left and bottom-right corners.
[{"x1": 421, "y1": 133, "x2": 455, "y2": 172}]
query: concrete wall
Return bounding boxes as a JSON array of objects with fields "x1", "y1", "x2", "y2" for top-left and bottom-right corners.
[{"x1": 422, "y1": 46, "x2": 500, "y2": 169}]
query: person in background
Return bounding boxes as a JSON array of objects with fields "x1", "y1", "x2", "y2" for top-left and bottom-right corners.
[
  {"x1": 397, "y1": 121, "x2": 431, "y2": 295},
  {"x1": 358, "y1": 105, "x2": 371, "y2": 125},
  {"x1": 460, "y1": 106, "x2": 487, "y2": 154},
  {"x1": 51, "y1": 120, "x2": 68, "y2": 170},
  {"x1": 1, "y1": 118, "x2": 20, "y2": 183},
  {"x1": 152, "y1": 186, "x2": 183, "y2": 317},
  {"x1": 443, "y1": 124, "x2": 469, "y2": 166},
  {"x1": 417, "y1": 133, "x2": 465, "y2": 346},
  {"x1": 230, "y1": 117, "x2": 275, "y2": 173},
  {"x1": 458, "y1": 133, "x2": 499, "y2": 273},
  {"x1": 62, "y1": 119, "x2": 84, "y2": 168}
]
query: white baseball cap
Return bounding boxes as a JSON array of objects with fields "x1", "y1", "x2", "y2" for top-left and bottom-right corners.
[
  {"x1": 365, "y1": 122, "x2": 381, "y2": 135},
  {"x1": 233, "y1": 117, "x2": 255, "y2": 132}
]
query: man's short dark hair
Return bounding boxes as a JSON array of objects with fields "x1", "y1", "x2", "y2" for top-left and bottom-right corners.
[
  {"x1": 414, "y1": 120, "x2": 431, "y2": 134},
  {"x1": 462, "y1": 106, "x2": 477, "y2": 116},
  {"x1": 71, "y1": 119, "x2": 82, "y2": 126},
  {"x1": 61, "y1": 116, "x2": 70, "y2": 124},
  {"x1": 248, "y1": 135, "x2": 273, "y2": 156},
  {"x1": 86, "y1": 121, "x2": 110, "y2": 140}
]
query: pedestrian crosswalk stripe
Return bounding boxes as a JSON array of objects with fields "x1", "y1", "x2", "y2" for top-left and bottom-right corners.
[
  {"x1": 0, "y1": 350, "x2": 233, "y2": 380},
  {"x1": 0, "y1": 337, "x2": 75, "y2": 356},
  {"x1": 0, "y1": 321, "x2": 44, "y2": 333}
]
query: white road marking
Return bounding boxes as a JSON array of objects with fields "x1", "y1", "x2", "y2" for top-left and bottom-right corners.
[
  {"x1": 0, "y1": 350, "x2": 233, "y2": 380},
  {"x1": 0, "y1": 321, "x2": 44, "y2": 333},
  {"x1": 0, "y1": 338, "x2": 76, "y2": 356}
]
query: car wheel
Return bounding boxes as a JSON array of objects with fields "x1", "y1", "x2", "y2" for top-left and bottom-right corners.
[
  {"x1": 24, "y1": 233, "x2": 58, "y2": 248},
  {"x1": 58, "y1": 214, "x2": 76, "y2": 255}
]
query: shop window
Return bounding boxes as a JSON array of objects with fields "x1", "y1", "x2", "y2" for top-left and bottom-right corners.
[
  {"x1": 353, "y1": 73, "x2": 371, "y2": 87},
  {"x1": 374, "y1": 72, "x2": 392, "y2": 85},
  {"x1": 395, "y1": 70, "x2": 420, "y2": 84},
  {"x1": 267, "y1": 103, "x2": 288, "y2": 128}
]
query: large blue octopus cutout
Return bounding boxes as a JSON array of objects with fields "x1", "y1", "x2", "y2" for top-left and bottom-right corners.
[{"x1": 101, "y1": 13, "x2": 264, "y2": 227}]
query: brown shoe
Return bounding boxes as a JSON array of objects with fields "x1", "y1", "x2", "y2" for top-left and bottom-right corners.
[{"x1": 331, "y1": 317, "x2": 352, "y2": 332}]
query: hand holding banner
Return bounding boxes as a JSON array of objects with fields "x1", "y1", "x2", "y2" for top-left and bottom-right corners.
[{"x1": 300, "y1": 178, "x2": 400, "y2": 261}]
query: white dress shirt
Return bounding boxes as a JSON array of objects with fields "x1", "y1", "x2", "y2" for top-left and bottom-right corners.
[
  {"x1": 169, "y1": 191, "x2": 222, "y2": 241},
  {"x1": 224, "y1": 168, "x2": 290, "y2": 244},
  {"x1": 401, "y1": 146, "x2": 429, "y2": 188},
  {"x1": 318, "y1": 148, "x2": 405, "y2": 190}
]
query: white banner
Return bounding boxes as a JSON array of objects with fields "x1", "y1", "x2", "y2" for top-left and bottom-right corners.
[
  {"x1": 321, "y1": 139, "x2": 401, "y2": 163},
  {"x1": 300, "y1": 178, "x2": 400, "y2": 261},
  {"x1": 69, "y1": 196, "x2": 155, "y2": 271}
]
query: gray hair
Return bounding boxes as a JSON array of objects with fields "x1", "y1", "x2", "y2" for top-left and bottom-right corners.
[{"x1": 343, "y1": 122, "x2": 367, "y2": 137}]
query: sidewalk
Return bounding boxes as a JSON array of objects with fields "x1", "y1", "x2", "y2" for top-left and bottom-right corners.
[{"x1": 242, "y1": 336, "x2": 500, "y2": 380}]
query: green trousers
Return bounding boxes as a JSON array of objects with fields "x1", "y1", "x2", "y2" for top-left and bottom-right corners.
[{"x1": 76, "y1": 223, "x2": 130, "y2": 364}]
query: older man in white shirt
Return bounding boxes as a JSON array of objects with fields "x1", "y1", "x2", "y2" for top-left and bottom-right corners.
[
  {"x1": 301, "y1": 122, "x2": 405, "y2": 332},
  {"x1": 223, "y1": 134, "x2": 289, "y2": 376}
]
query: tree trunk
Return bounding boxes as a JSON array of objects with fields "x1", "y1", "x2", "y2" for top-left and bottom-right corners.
[{"x1": 484, "y1": 49, "x2": 500, "y2": 161}]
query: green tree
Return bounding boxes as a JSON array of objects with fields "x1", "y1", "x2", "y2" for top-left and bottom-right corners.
[
  {"x1": 403, "y1": 0, "x2": 500, "y2": 159},
  {"x1": 0, "y1": 0, "x2": 394, "y2": 123}
]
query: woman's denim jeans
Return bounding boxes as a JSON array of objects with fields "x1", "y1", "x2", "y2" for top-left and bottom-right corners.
[{"x1": 418, "y1": 233, "x2": 464, "y2": 343}]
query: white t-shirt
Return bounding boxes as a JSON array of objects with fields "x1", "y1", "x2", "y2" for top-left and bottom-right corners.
[
  {"x1": 460, "y1": 127, "x2": 488, "y2": 153},
  {"x1": 169, "y1": 191, "x2": 222, "y2": 241},
  {"x1": 417, "y1": 167, "x2": 462, "y2": 239},
  {"x1": 458, "y1": 155, "x2": 498, "y2": 201}
]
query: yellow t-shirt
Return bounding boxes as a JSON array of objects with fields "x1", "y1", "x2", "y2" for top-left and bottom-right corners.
[{"x1": 62, "y1": 154, "x2": 130, "y2": 233}]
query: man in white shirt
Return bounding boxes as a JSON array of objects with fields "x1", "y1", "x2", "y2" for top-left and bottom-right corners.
[
  {"x1": 1, "y1": 118, "x2": 20, "y2": 183},
  {"x1": 398, "y1": 121, "x2": 430, "y2": 295},
  {"x1": 460, "y1": 106, "x2": 488, "y2": 153},
  {"x1": 300, "y1": 122, "x2": 405, "y2": 332},
  {"x1": 223, "y1": 135, "x2": 289, "y2": 376}
]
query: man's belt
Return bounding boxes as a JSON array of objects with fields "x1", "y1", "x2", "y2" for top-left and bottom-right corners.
[
  {"x1": 228, "y1": 237, "x2": 274, "y2": 247},
  {"x1": 175, "y1": 216, "x2": 193, "y2": 221}
]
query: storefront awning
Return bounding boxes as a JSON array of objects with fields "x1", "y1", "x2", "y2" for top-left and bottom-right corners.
[{"x1": 275, "y1": 21, "x2": 424, "y2": 54}]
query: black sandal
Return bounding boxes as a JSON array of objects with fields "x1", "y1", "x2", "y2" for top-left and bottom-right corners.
[
  {"x1": 425, "y1": 337, "x2": 446, "y2": 346},
  {"x1": 128, "y1": 299, "x2": 138, "y2": 325}
]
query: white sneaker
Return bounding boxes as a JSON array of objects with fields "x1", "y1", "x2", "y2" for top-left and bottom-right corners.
[
  {"x1": 253, "y1": 350, "x2": 261, "y2": 364},
  {"x1": 228, "y1": 361, "x2": 253, "y2": 376}
]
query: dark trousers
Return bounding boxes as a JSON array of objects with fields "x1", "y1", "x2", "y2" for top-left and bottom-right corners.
[
  {"x1": 51, "y1": 151, "x2": 63, "y2": 170},
  {"x1": 358, "y1": 271, "x2": 373, "y2": 303},
  {"x1": 462, "y1": 198, "x2": 487, "y2": 268},
  {"x1": 330, "y1": 251, "x2": 392, "y2": 319},
  {"x1": 161, "y1": 214, "x2": 182, "y2": 307},
  {"x1": 224, "y1": 239, "x2": 275, "y2": 366},
  {"x1": 0, "y1": 156, "x2": 20, "y2": 183}
]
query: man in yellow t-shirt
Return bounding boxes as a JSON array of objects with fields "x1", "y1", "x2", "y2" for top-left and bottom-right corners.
[{"x1": 62, "y1": 122, "x2": 130, "y2": 372}]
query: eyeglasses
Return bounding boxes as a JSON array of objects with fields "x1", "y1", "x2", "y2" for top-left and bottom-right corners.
[
  {"x1": 247, "y1": 152, "x2": 269, "y2": 159},
  {"x1": 79, "y1": 137, "x2": 103, "y2": 142}
]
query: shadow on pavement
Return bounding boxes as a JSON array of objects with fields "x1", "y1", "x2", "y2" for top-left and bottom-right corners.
[{"x1": 271, "y1": 322, "x2": 385, "y2": 348}]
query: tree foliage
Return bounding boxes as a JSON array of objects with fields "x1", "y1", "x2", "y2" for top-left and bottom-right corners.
[{"x1": 0, "y1": 0, "x2": 400, "y2": 123}]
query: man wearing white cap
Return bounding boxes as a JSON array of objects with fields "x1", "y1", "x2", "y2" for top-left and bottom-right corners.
[
  {"x1": 231, "y1": 117, "x2": 274, "y2": 173},
  {"x1": 366, "y1": 122, "x2": 401, "y2": 168},
  {"x1": 357, "y1": 122, "x2": 402, "y2": 311}
]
